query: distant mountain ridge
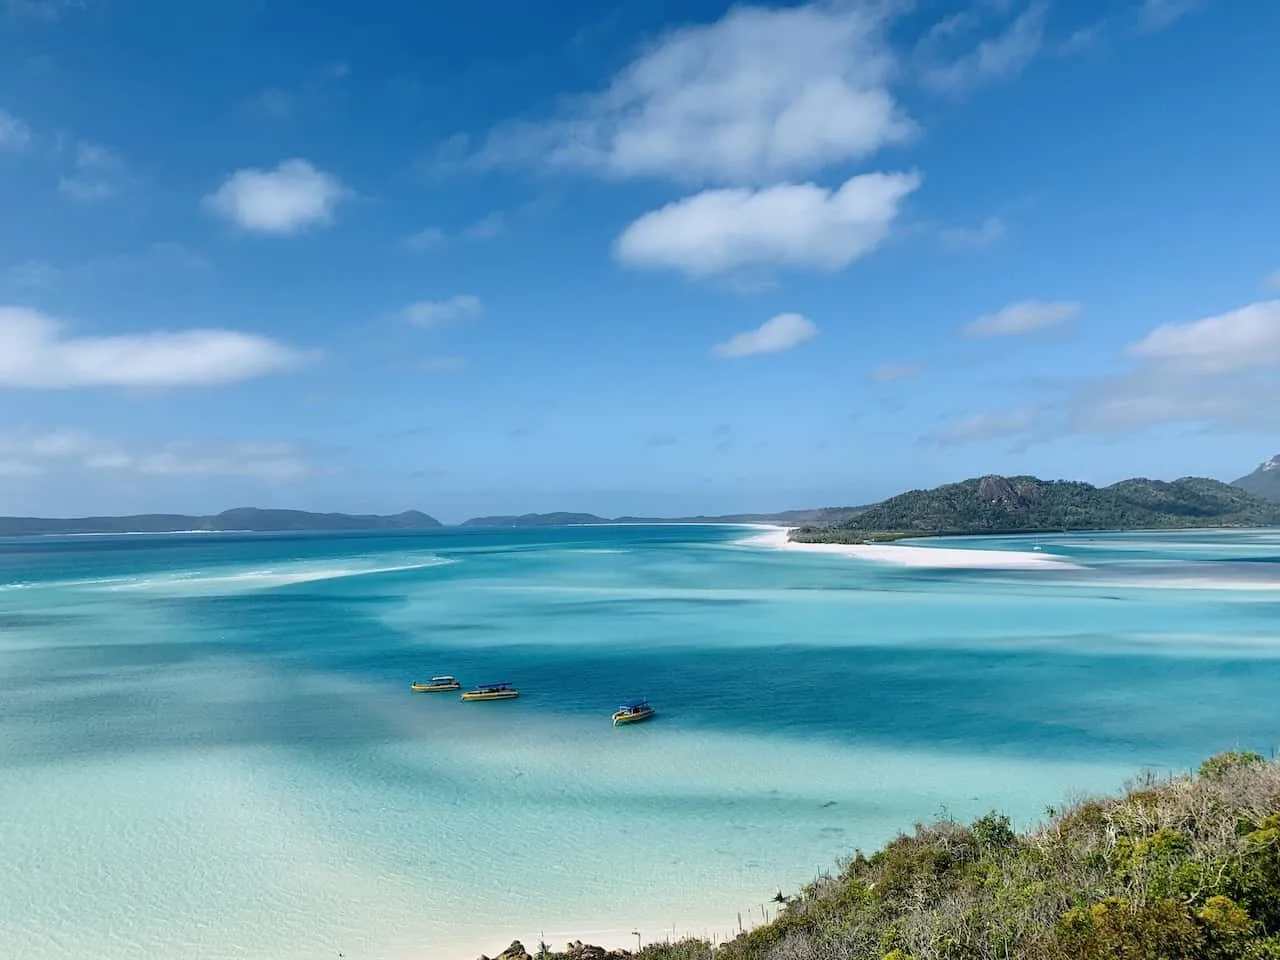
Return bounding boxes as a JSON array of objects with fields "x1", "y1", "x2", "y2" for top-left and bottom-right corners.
[
  {"x1": 1232, "y1": 454, "x2": 1280, "y2": 502},
  {"x1": 0, "y1": 508, "x2": 442, "y2": 537},
  {"x1": 793, "y1": 474, "x2": 1280, "y2": 543},
  {"x1": 458, "y1": 507, "x2": 867, "y2": 528}
]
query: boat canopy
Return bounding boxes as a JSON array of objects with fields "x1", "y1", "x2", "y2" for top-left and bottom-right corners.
[
  {"x1": 619, "y1": 699, "x2": 650, "y2": 710},
  {"x1": 430, "y1": 676, "x2": 456, "y2": 682},
  {"x1": 477, "y1": 682, "x2": 512, "y2": 690}
]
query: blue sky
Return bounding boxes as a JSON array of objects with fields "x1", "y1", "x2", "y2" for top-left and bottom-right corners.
[{"x1": 1, "y1": 0, "x2": 1278, "y2": 521}]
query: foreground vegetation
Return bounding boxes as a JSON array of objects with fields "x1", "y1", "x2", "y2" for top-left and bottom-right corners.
[
  {"x1": 493, "y1": 752, "x2": 1280, "y2": 960},
  {"x1": 792, "y1": 475, "x2": 1280, "y2": 544}
]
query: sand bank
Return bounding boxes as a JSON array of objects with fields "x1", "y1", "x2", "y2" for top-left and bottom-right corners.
[{"x1": 740, "y1": 527, "x2": 1083, "y2": 570}]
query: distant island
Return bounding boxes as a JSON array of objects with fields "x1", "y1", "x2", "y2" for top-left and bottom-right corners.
[
  {"x1": 791, "y1": 474, "x2": 1280, "y2": 544},
  {"x1": 492, "y1": 750, "x2": 1280, "y2": 960},
  {"x1": 459, "y1": 507, "x2": 864, "y2": 528},
  {"x1": 6, "y1": 455, "x2": 1279, "y2": 539},
  {"x1": 0, "y1": 507, "x2": 442, "y2": 537}
]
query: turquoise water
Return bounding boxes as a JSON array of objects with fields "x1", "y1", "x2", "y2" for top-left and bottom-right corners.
[{"x1": 2, "y1": 525, "x2": 1279, "y2": 959}]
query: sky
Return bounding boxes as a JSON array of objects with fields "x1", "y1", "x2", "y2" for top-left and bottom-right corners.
[{"x1": 0, "y1": 0, "x2": 1278, "y2": 521}]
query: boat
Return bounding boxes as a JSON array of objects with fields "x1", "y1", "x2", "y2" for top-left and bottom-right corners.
[
  {"x1": 410, "y1": 676, "x2": 461, "y2": 692},
  {"x1": 460, "y1": 682, "x2": 520, "y2": 702},
  {"x1": 612, "y1": 698, "x2": 656, "y2": 726}
]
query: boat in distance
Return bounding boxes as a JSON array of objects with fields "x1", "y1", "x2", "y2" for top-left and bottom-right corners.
[
  {"x1": 612, "y1": 699, "x2": 656, "y2": 725},
  {"x1": 461, "y1": 682, "x2": 520, "y2": 701},
  {"x1": 410, "y1": 676, "x2": 461, "y2": 692}
]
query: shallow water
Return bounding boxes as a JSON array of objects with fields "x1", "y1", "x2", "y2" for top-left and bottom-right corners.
[{"x1": 2, "y1": 525, "x2": 1279, "y2": 958}]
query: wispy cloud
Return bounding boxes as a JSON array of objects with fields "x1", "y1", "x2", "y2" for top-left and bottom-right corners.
[
  {"x1": 4, "y1": 0, "x2": 89, "y2": 21},
  {"x1": 927, "y1": 407, "x2": 1040, "y2": 445},
  {"x1": 962, "y1": 300, "x2": 1081, "y2": 337},
  {"x1": 204, "y1": 159, "x2": 349, "y2": 235},
  {"x1": 1264, "y1": 269, "x2": 1280, "y2": 292},
  {"x1": 939, "y1": 216, "x2": 1006, "y2": 252},
  {"x1": 870, "y1": 362, "x2": 923, "y2": 382},
  {"x1": 714, "y1": 313, "x2": 817, "y2": 358},
  {"x1": 921, "y1": 1, "x2": 1049, "y2": 95},
  {"x1": 4, "y1": 243, "x2": 210, "y2": 290},
  {"x1": 0, "y1": 108, "x2": 32, "y2": 150},
  {"x1": 0, "y1": 430, "x2": 312, "y2": 482},
  {"x1": 401, "y1": 295, "x2": 483, "y2": 328},
  {"x1": 403, "y1": 227, "x2": 448, "y2": 253},
  {"x1": 616, "y1": 172, "x2": 921, "y2": 278},
  {"x1": 1138, "y1": 0, "x2": 1201, "y2": 32},
  {"x1": 470, "y1": 1, "x2": 914, "y2": 185},
  {"x1": 0, "y1": 306, "x2": 310, "y2": 388},
  {"x1": 646, "y1": 435, "x2": 677, "y2": 448},
  {"x1": 58, "y1": 142, "x2": 128, "y2": 202}
]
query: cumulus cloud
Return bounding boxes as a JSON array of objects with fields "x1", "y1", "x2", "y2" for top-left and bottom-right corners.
[
  {"x1": 0, "y1": 108, "x2": 32, "y2": 150},
  {"x1": 0, "y1": 430, "x2": 311, "y2": 482},
  {"x1": 714, "y1": 313, "x2": 817, "y2": 358},
  {"x1": 473, "y1": 1, "x2": 914, "y2": 185},
  {"x1": 1125, "y1": 300, "x2": 1280, "y2": 374},
  {"x1": 870, "y1": 362, "x2": 923, "y2": 382},
  {"x1": 401, "y1": 295, "x2": 483, "y2": 328},
  {"x1": 204, "y1": 159, "x2": 348, "y2": 235},
  {"x1": 59, "y1": 142, "x2": 127, "y2": 202},
  {"x1": 937, "y1": 300, "x2": 1280, "y2": 443},
  {"x1": 921, "y1": 1, "x2": 1048, "y2": 94},
  {"x1": 962, "y1": 300, "x2": 1081, "y2": 337},
  {"x1": 616, "y1": 171, "x2": 920, "y2": 277},
  {"x1": 0, "y1": 306, "x2": 308, "y2": 388}
]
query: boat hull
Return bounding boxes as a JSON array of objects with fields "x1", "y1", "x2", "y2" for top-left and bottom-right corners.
[
  {"x1": 411, "y1": 682, "x2": 461, "y2": 692},
  {"x1": 612, "y1": 708, "x2": 656, "y2": 725},
  {"x1": 461, "y1": 690, "x2": 520, "y2": 701}
]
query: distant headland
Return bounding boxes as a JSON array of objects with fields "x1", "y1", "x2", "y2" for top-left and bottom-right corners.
[
  {"x1": 0, "y1": 507, "x2": 442, "y2": 537},
  {"x1": 4, "y1": 455, "x2": 1278, "y2": 538}
]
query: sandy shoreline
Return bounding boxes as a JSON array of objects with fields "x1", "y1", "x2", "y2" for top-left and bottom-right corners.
[{"x1": 739, "y1": 527, "x2": 1083, "y2": 570}]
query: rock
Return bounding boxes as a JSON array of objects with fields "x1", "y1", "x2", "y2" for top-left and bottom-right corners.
[{"x1": 496, "y1": 942, "x2": 531, "y2": 960}]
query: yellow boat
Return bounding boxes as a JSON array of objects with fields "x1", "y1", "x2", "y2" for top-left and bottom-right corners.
[
  {"x1": 410, "y1": 676, "x2": 461, "y2": 692},
  {"x1": 461, "y1": 681, "x2": 519, "y2": 702},
  {"x1": 612, "y1": 699, "x2": 656, "y2": 726}
]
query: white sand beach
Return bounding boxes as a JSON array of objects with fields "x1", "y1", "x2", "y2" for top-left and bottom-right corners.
[{"x1": 740, "y1": 527, "x2": 1083, "y2": 570}]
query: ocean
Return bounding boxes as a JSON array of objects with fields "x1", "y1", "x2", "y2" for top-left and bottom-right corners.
[{"x1": 2, "y1": 524, "x2": 1279, "y2": 959}]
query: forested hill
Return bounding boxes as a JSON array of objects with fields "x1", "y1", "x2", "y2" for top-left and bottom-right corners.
[{"x1": 792, "y1": 475, "x2": 1280, "y2": 543}]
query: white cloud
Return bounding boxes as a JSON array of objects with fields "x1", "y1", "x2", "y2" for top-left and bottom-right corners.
[
  {"x1": 475, "y1": 1, "x2": 914, "y2": 185},
  {"x1": 0, "y1": 430, "x2": 311, "y2": 482},
  {"x1": 962, "y1": 300, "x2": 1081, "y2": 337},
  {"x1": 0, "y1": 108, "x2": 32, "y2": 150},
  {"x1": 616, "y1": 171, "x2": 920, "y2": 277},
  {"x1": 401, "y1": 295, "x2": 483, "y2": 327},
  {"x1": 59, "y1": 142, "x2": 126, "y2": 202},
  {"x1": 0, "y1": 306, "x2": 308, "y2": 388},
  {"x1": 939, "y1": 216, "x2": 1006, "y2": 251},
  {"x1": 922, "y1": 2, "x2": 1048, "y2": 94},
  {"x1": 928, "y1": 407, "x2": 1039, "y2": 445},
  {"x1": 1126, "y1": 300, "x2": 1280, "y2": 374},
  {"x1": 714, "y1": 313, "x2": 817, "y2": 358},
  {"x1": 204, "y1": 159, "x2": 348, "y2": 235},
  {"x1": 870, "y1": 362, "x2": 923, "y2": 382},
  {"x1": 1139, "y1": 0, "x2": 1201, "y2": 32}
]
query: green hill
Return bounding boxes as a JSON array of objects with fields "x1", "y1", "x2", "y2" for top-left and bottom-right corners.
[
  {"x1": 1234, "y1": 456, "x2": 1280, "y2": 503},
  {"x1": 792, "y1": 475, "x2": 1280, "y2": 543},
  {"x1": 498, "y1": 751, "x2": 1280, "y2": 960}
]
